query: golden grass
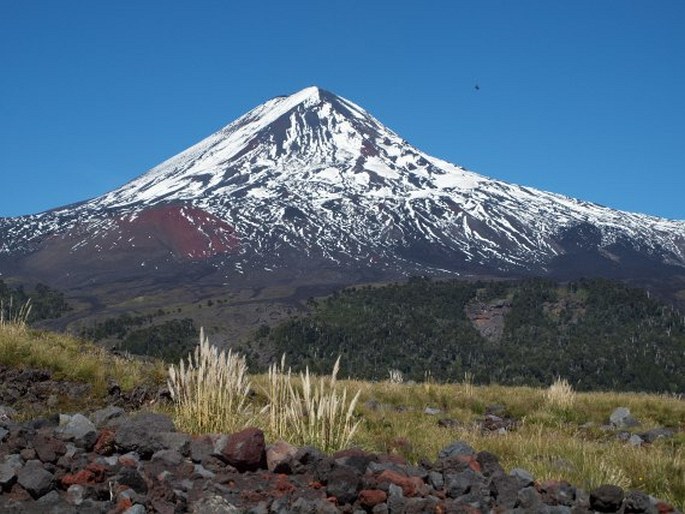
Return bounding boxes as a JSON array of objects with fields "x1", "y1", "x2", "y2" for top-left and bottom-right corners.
[
  {"x1": 254, "y1": 355, "x2": 362, "y2": 452},
  {"x1": 353, "y1": 381, "x2": 685, "y2": 510},
  {"x1": 0, "y1": 321, "x2": 166, "y2": 398},
  {"x1": 168, "y1": 345, "x2": 361, "y2": 452}
]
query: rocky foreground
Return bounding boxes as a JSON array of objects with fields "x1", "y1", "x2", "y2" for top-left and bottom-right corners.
[{"x1": 0, "y1": 401, "x2": 682, "y2": 514}]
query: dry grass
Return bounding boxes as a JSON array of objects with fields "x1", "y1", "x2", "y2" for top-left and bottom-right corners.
[
  {"x1": 462, "y1": 371, "x2": 475, "y2": 398},
  {"x1": 354, "y1": 381, "x2": 685, "y2": 510},
  {"x1": 167, "y1": 328, "x2": 253, "y2": 434},
  {"x1": 170, "y1": 347, "x2": 363, "y2": 452},
  {"x1": 0, "y1": 319, "x2": 165, "y2": 399},
  {"x1": 262, "y1": 355, "x2": 361, "y2": 452},
  {"x1": 544, "y1": 376, "x2": 576, "y2": 409},
  {"x1": 263, "y1": 354, "x2": 293, "y2": 440},
  {"x1": 286, "y1": 357, "x2": 361, "y2": 452}
]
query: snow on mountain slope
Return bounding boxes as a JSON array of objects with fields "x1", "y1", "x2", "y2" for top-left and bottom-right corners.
[{"x1": 1, "y1": 86, "x2": 685, "y2": 282}]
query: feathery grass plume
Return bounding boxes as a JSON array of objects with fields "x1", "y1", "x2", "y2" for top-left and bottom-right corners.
[
  {"x1": 0, "y1": 298, "x2": 32, "y2": 329},
  {"x1": 290, "y1": 357, "x2": 362, "y2": 452},
  {"x1": 168, "y1": 328, "x2": 252, "y2": 434},
  {"x1": 462, "y1": 371, "x2": 475, "y2": 398},
  {"x1": 387, "y1": 369, "x2": 404, "y2": 384},
  {"x1": 264, "y1": 353, "x2": 293, "y2": 440},
  {"x1": 264, "y1": 355, "x2": 361, "y2": 452},
  {"x1": 545, "y1": 376, "x2": 576, "y2": 409}
]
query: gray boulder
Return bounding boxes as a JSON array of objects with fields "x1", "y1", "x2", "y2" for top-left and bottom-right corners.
[
  {"x1": 90, "y1": 405, "x2": 125, "y2": 428},
  {"x1": 438, "y1": 440, "x2": 476, "y2": 460},
  {"x1": 640, "y1": 428, "x2": 674, "y2": 444},
  {"x1": 0, "y1": 454, "x2": 23, "y2": 486},
  {"x1": 510, "y1": 467, "x2": 535, "y2": 487},
  {"x1": 58, "y1": 413, "x2": 97, "y2": 448},
  {"x1": 115, "y1": 412, "x2": 176, "y2": 458},
  {"x1": 609, "y1": 407, "x2": 639, "y2": 429},
  {"x1": 590, "y1": 484, "x2": 624, "y2": 512},
  {"x1": 17, "y1": 460, "x2": 55, "y2": 499}
]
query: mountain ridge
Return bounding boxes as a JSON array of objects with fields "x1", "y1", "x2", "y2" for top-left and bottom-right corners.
[{"x1": 1, "y1": 86, "x2": 684, "y2": 307}]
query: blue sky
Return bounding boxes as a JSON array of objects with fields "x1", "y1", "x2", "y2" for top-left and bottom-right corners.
[{"x1": 1, "y1": 1, "x2": 683, "y2": 219}]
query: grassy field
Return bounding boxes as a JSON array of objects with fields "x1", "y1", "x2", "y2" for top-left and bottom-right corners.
[
  {"x1": 1, "y1": 321, "x2": 683, "y2": 509},
  {"x1": 0, "y1": 319, "x2": 166, "y2": 403},
  {"x1": 347, "y1": 380, "x2": 684, "y2": 509}
]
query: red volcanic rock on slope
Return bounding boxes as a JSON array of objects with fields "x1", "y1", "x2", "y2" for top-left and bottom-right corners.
[{"x1": 117, "y1": 204, "x2": 240, "y2": 261}]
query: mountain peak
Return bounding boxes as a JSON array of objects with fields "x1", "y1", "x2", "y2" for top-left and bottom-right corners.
[
  {"x1": 286, "y1": 85, "x2": 324, "y2": 103},
  {"x1": 2, "y1": 87, "x2": 684, "y2": 293}
]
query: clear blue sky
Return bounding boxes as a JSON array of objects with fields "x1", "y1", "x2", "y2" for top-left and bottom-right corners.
[{"x1": 1, "y1": 1, "x2": 683, "y2": 219}]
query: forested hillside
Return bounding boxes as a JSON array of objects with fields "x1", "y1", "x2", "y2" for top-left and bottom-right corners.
[
  {"x1": 250, "y1": 278, "x2": 685, "y2": 393},
  {"x1": 80, "y1": 313, "x2": 198, "y2": 362},
  {"x1": 0, "y1": 279, "x2": 70, "y2": 321}
]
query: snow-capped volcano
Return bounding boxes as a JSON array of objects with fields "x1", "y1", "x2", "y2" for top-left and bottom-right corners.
[{"x1": 2, "y1": 86, "x2": 685, "y2": 291}]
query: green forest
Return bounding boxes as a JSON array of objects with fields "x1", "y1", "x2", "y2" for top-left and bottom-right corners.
[
  {"x1": 250, "y1": 278, "x2": 685, "y2": 393},
  {"x1": 80, "y1": 313, "x2": 198, "y2": 363}
]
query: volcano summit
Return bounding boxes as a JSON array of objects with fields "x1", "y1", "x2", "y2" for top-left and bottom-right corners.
[{"x1": 1, "y1": 86, "x2": 685, "y2": 299}]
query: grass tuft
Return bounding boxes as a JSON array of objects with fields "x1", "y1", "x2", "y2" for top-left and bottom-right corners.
[
  {"x1": 0, "y1": 298, "x2": 32, "y2": 327},
  {"x1": 387, "y1": 369, "x2": 404, "y2": 384},
  {"x1": 287, "y1": 357, "x2": 361, "y2": 452},
  {"x1": 544, "y1": 376, "x2": 576, "y2": 409},
  {"x1": 168, "y1": 328, "x2": 253, "y2": 434},
  {"x1": 262, "y1": 355, "x2": 361, "y2": 452}
]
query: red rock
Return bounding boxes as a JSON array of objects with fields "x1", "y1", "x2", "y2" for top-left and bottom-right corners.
[
  {"x1": 61, "y1": 462, "x2": 107, "y2": 486},
  {"x1": 378, "y1": 453, "x2": 408, "y2": 466},
  {"x1": 119, "y1": 455, "x2": 139, "y2": 468},
  {"x1": 94, "y1": 429, "x2": 116, "y2": 455},
  {"x1": 61, "y1": 470, "x2": 94, "y2": 487},
  {"x1": 359, "y1": 489, "x2": 387, "y2": 508},
  {"x1": 214, "y1": 427, "x2": 265, "y2": 472},
  {"x1": 376, "y1": 469, "x2": 424, "y2": 497},
  {"x1": 657, "y1": 501, "x2": 677, "y2": 513},
  {"x1": 114, "y1": 496, "x2": 133, "y2": 513},
  {"x1": 33, "y1": 431, "x2": 67, "y2": 463},
  {"x1": 332, "y1": 447, "x2": 368, "y2": 460},
  {"x1": 7, "y1": 483, "x2": 32, "y2": 502},
  {"x1": 20, "y1": 448, "x2": 36, "y2": 461},
  {"x1": 275, "y1": 474, "x2": 295, "y2": 494},
  {"x1": 85, "y1": 462, "x2": 107, "y2": 482}
]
